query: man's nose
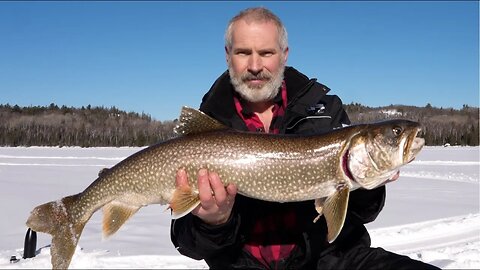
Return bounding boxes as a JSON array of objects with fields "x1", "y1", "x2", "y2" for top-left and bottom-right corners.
[{"x1": 247, "y1": 54, "x2": 262, "y2": 75}]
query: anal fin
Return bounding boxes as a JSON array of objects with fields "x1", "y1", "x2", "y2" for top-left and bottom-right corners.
[
  {"x1": 323, "y1": 185, "x2": 350, "y2": 243},
  {"x1": 102, "y1": 201, "x2": 140, "y2": 238}
]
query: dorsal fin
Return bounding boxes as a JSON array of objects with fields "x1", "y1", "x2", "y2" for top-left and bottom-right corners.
[{"x1": 174, "y1": 106, "x2": 229, "y2": 136}]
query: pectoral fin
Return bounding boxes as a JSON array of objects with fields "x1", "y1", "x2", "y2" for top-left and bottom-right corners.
[
  {"x1": 313, "y1": 197, "x2": 327, "y2": 223},
  {"x1": 323, "y1": 185, "x2": 350, "y2": 243},
  {"x1": 169, "y1": 185, "x2": 201, "y2": 219},
  {"x1": 102, "y1": 201, "x2": 140, "y2": 238}
]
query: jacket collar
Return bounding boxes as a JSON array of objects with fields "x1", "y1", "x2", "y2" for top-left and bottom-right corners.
[{"x1": 199, "y1": 66, "x2": 328, "y2": 130}]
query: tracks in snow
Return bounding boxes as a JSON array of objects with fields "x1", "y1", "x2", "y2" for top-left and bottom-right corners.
[{"x1": 370, "y1": 214, "x2": 480, "y2": 254}]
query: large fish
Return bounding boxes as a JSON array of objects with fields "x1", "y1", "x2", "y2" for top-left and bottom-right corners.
[{"x1": 26, "y1": 106, "x2": 424, "y2": 269}]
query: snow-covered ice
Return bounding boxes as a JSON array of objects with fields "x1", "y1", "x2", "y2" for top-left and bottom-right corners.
[{"x1": 0, "y1": 146, "x2": 478, "y2": 269}]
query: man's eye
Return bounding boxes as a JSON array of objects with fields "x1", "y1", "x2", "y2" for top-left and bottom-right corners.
[{"x1": 236, "y1": 51, "x2": 249, "y2": 56}]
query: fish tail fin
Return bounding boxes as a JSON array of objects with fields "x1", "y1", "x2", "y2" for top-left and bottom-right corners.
[
  {"x1": 168, "y1": 185, "x2": 200, "y2": 219},
  {"x1": 26, "y1": 194, "x2": 86, "y2": 269}
]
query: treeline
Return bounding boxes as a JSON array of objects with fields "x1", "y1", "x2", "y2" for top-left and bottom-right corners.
[
  {"x1": 0, "y1": 103, "x2": 478, "y2": 147},
  {"x1": 345, "y1": 103, "x2": 479, "y2": 146},
  {"x1": 0, "y1": 104, "x2": 176, "y2": 147}
]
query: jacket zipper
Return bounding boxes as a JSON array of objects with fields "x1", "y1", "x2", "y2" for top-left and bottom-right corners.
[
  {"x1": 285, "y1": 79, "x2": 331, "y2": 131},
  {"x1": 286, "y1": 115, "x2": 332, "y2": 131}
]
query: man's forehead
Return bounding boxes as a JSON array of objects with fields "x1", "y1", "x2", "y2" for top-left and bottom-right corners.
[{"x1": 231, "y1": 20, "x2": 279, "y2": 45}]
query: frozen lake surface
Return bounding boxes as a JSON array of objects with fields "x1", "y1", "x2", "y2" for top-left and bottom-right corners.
[{"x1": 0, "y1": 146, "x2": 478, "y2": 269}]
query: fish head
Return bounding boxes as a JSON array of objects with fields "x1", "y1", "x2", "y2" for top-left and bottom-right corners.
[{"x1": 345, "y1": 119, "x2": 425, "y2": 189}]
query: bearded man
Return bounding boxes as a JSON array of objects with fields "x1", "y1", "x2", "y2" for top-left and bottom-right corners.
[{"x1": 170, "y1": 7, "x2": 439, "y2": 270}]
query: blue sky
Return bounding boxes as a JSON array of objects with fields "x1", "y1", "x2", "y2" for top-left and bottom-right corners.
[{"x1": 0, "y1": 1, "x2": 478, "y2": 121}]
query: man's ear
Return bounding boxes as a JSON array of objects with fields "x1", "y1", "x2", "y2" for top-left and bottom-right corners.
[
  {"x1": 283, "y1": 47, "x2": 289, "y2": 63},
  {"x1": 225, "y1": 46, "x2": 230, "y2": 63}
]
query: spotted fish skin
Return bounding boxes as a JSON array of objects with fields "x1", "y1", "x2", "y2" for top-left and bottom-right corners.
[{"x1": 26, "y1": 106, "x2": 424, "y2": 269}]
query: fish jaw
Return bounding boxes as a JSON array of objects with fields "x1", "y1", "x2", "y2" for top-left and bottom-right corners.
[
  {"x1": 399, "y1": 122, "x2": 425, "y2": 164},
  {"x1": 404, "y1": 134, "x2": 425, "y2": 164}
]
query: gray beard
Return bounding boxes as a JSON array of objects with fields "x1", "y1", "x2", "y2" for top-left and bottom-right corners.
[{"x1": 229, "y1": 64, "x2": 285, "y2": 103}]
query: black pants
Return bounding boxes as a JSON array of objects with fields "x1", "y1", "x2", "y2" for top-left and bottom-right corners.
[{"x1": 316, "y1": 246, "x2": 441, "y2": 270}]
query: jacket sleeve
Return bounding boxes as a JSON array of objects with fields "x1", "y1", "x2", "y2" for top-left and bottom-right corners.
[
  {"x1": 328, "y1": 95, "x2": 351, "y2": 128},
  {"x1": 325, "y1": 94, "x2": 386, "y2": 224},
  {"x1": 170, "y1": 209, "x2": 242, "y2": 260},
  {"x1": 348, "y1": 186, "x2": 386, "y2": 224}
]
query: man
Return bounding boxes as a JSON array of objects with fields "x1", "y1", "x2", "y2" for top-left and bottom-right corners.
[{"x1": 171, "y1": 7, "x2": 439, "y2": 270}]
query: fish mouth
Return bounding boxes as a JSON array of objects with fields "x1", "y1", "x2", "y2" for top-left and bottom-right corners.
[
  {"x1": 385, "y1": 170, "x2": 400, "y2": 183},
  {"x1": 404, "y1": 127, "x2": 425, "y2": 164}
]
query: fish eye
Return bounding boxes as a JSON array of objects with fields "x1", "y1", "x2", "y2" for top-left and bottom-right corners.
[{"x1": 392, "y1": 126, "x2": 403, "y2": 136}]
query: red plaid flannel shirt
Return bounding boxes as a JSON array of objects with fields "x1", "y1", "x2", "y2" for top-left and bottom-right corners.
[{"x1": 233, "y1": 81, "x2": 298, "y2": 269}]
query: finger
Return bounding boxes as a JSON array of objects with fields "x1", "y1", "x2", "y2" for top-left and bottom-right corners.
[
  {"x1": 226, "y1": 183, "x2": 238, "y2": 197},
  {"x1": 209, "y1": 171, "x2": 228, "y2": 203},
  {"x1": 197, "y1": 168, "x2": 215, "y2": 208},
  {"x1": 224, "y1": 183, "x2": 237, "y2": 208},
  {"x1": 175, "y1": 168, "x2": 188, "y2": 188}
]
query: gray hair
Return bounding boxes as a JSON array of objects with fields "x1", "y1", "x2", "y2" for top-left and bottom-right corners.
[{"x1": 225, "y1": 7, "x2": 288, "y2": 52}]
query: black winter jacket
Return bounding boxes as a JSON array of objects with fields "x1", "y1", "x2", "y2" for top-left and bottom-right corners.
[{"x1": 170, "y1": 67, "x2": 386, "y2": 269}]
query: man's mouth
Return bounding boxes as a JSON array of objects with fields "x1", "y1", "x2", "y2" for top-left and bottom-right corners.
[
  {"x1": 244, "y1": 78, "x2": 269, "y2": 89},
  {"x1": 246, "y1": 78, "x2": 266, "y2": 85}
]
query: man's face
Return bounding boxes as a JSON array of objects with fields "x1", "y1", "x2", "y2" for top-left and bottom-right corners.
[{"x1": 226, "y1": 20, "x2": 288, "y2": 103}]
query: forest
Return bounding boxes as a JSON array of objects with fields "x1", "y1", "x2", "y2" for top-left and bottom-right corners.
[
  {"x1": 0, "y1": 103, "x2": 478, "y2": 147},
  {"x1": 345, "y1": 103, "x2": 479, "y2": 146}
]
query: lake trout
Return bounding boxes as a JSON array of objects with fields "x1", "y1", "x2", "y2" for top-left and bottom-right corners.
[{"x1": 26, "y1": 106, "x2": 424, "y2": 269}]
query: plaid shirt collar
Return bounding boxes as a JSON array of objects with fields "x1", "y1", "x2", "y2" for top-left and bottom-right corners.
[{"x1": 233, "y1": 81, "x2": 287, "y2": 134}]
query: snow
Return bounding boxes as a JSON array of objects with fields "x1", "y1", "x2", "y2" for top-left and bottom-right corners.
[
  {"x1": 380, "y1": 109, "x2": 403, "y2": 116},
  {"x1": 0, "y1": 146, "x2": 478, "y2": 269}
]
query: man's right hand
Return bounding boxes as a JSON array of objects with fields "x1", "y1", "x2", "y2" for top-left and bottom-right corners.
[{"x1": 176, "y1": 168, "x2": 237, "y2": 225}]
